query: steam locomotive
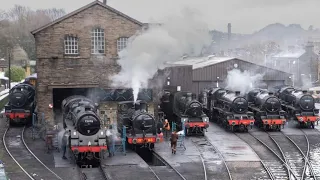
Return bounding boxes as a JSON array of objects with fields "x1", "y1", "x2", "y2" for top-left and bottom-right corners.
[
  {"x1": 4, "y1": 79, "x2": 37, "y2": 126},
  {"x1": 61, "y1": 95, "x2": 107, "y2": 165},
  {"x1": 246, "y1": 89, "x2": 286, "y2": 131},
  {"x1": 160, "y1": 90, "x2": 209, "y2": 136},
  {"x1": 117, "y1": 100, "x2": 161, "y2": 149},
  {"x1": 199, "y1": 88, "x2": 254, "y2": 132},
  {"x1": 274, "y1": 86, "x2": 319, "y2": 128}
]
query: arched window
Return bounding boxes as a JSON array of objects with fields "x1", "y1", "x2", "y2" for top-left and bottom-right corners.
[
  {"x1": 117, "y1": 37, "x2": 128, "y2": 53},
  {"x1": 64, "y1": 35, "x2": 79, "y2": 54},
  {"x1": 91, "y1": 28, "x2": 105, "y2": 54}
]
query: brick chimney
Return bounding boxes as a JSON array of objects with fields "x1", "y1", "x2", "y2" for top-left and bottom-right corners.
[
  {"x1": 228, "y1": 23, "x2": 231, "y2": 41},
  {"x1": 305, "y1": 41, "x2": 314, "y2": 55},
  {"x1": 103, "y1": 0, "x2": 107, "y2": 4}
]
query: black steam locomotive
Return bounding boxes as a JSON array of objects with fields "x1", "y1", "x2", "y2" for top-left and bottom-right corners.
[
  {"x1": 199, "y1": 88, "x2": 254, "y2": 132},
  {"x1": 246, "y1": 89, "x2": 286, "y2": 131},
  {"x1": 160, "y1": 90, "x2": 209, "y2": 136},
  {"x1": 274, "y1": 86, "x2": 319, "y2": 128},
  {"x1": 117, "y1": 100, "x2": 160, "y2": 149},
  {"x1": 4, "y1": 82, "x2": 36, "y2": 126},
  {"x1": 61, "y1": 95, "x2": 107, "y2": 165}
]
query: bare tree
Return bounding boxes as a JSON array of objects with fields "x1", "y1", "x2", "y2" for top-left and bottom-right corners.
[{"x1": 0, "y1": 5, "x2": 66, "y2": 60}]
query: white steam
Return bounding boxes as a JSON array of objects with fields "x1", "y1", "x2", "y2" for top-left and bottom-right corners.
[
  {"x1": 111, "y1": 8, "x2": 212, "y2": 102},
  {"x1": 301, "y1": 74, "x2": 312, "y2": 89},
  {"x1": 225, "y1": 69, "x2": 265, "y2": 95}
]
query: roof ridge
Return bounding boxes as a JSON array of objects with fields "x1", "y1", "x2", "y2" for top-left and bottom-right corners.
[{"x1": 31, "y1": 0, "x2": 143, "y2": 35}]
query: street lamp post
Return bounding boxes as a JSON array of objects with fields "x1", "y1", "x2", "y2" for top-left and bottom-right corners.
[{"x1": 8, "y1": 49, "x2": 11, "y2": 89}]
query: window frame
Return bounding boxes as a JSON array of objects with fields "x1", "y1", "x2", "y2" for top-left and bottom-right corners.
[
  {"x1": 117, "y1": 37, "x2": 129, "y2": 53},
  {"x1": 91, "y1": 28, "x2": 105, "y2": 54},
  {"x1": 64, "y1": 35, "x2": 79, "y2": 55}
]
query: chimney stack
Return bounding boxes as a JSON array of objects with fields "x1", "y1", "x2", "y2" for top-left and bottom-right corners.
[
  {"x1": 103, "y1": 0, "x2": 107, "y2": 4},
  {"x1": 305, "y1": 41, "x2": 314, "y2": 55},
  {"x1": 228, "y1": 23, "x2": 231, "y2": 41}
]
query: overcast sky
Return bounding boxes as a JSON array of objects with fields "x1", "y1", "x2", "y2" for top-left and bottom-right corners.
[{"x1": 1, "y1": 0, "x2": 319, "y2": 34}]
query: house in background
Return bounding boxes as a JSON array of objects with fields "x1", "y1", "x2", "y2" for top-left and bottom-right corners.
[{"x1": 267, "y1": 42, "x2": 319, "y2": 87}]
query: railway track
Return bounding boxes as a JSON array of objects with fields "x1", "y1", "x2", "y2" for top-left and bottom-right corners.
[
  {"x1": 235, "y1": 132, "x2": 287, "y2": 180},
  {"x1": 3, "y1": 126, "x2": 63, "y2": 180},
  {"x1": 246, "y1": 132, "x2": 300, "y2": 180},
  {"x1": 79, "y1": 164, "x2": 109, "y2": 180},
  {"x1": 152, "y1": 151, "x2": 187, "y2": 180},
  {"x1": 190, "y1": 136, "x2": 232, "y2": 180},
  {"x1": 281, "y1": 129, "x2": 318, "y2": 180}
]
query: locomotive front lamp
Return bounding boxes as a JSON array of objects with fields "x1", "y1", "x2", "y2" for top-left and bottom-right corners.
[
  {"x1": 101, "y1": 131, "x2": 104, "y2": 135},
  {"x1": 73, "y1": 132, "x2": 77, "y2": 136}
]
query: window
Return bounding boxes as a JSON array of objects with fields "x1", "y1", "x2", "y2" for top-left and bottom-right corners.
[
  {"x1": 91, "y1": 28, "x2": 105, "y2": 54},
  {"x1": 64, "y1": 36, "x2": 79, "y2": 55},
  {"x1": 117, "y1": 37, "x2": 128, "y2": 53}
]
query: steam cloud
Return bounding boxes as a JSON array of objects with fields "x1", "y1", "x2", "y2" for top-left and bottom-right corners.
[
  {"x1": 111, "y1": 8, "x2": 212, "y2": 102},
  {"x1": 225, "y1": 68, "x2": 265, "y2": 95},
  {"x1": 301, "y1": 74, "x2": 312, "y2": 89}
]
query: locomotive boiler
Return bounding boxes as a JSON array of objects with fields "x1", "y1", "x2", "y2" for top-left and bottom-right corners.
[
  {"x1": 61, "y1": 95, "x2": 107, "y2": 165},
  {"x1": 4, "y1": 82, "x2": 36, "y2": 126},
  {"x1": 275, "y1": 86, "x2": 319, "y2": 128},
  {"x1": 160, "y1": 90, "x2": 209, "y2": 136},
  {"x1": 117, "y1": 100, "x2": 161, "y2": 149},
  {"x1": 247, "y1": 89, "x2": 286, "y2": 131},
  {"x1": 200, "y1": 88, "x2": 254, "y2": 132}
]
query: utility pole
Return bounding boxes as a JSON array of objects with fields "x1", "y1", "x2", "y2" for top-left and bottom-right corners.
[{"x1": 7, "y1": 47, "x2": 11, "y2": 89}]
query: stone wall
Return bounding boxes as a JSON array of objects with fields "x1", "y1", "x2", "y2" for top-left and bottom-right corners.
[{"x1": 34, "y1": 4, "x2": 142, "y2": 128}]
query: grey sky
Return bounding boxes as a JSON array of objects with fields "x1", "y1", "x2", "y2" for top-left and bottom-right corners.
[{"x1": 1, "y1": 0, "x2": 319, "y2": 34}]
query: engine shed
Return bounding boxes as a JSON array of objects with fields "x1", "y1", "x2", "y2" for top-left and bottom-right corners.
[{"x1": 167, "y1": 56, "x2": 293, "y2": 95}]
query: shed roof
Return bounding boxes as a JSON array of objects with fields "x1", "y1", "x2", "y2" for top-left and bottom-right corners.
[
  {"x1": 272, "y1": 49, "x2": 305, "y2": 58},
  {"x1": 169, "y1": 56, "x2": 235, "y2": 69},
  {"x1": 168, "y1": 56, "x2": 290, "y2": 74},
  {"x1": 31, "y1": 0, "x2": 143, "y2": 35}
]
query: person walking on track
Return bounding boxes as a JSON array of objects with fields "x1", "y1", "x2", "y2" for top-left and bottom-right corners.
[
  {"x1": 163, "y1": 119, "x2": 170, "y2": 140},
  {"x1": 170, "y1": 130, "x2": 179, "y2": 154}
]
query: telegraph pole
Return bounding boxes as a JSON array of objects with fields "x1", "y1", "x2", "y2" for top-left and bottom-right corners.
[{"x1": 7, "y1": 47, "x2": 11, "y2": 89}]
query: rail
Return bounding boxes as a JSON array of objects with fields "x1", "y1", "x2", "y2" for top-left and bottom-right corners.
[
  {"x1": 234, "y1": 133, "x2": 275, "y2": 180},
  {"x1": 282, "y1": 130, "x2": 317, "y2": 180},
  {"x1": 248, "y1": 132, "x2": 299, "y2": 180},
  {"x1": 152, "y1": 151, "x2": 186, "y2": 180},
  {"x1": 201, "y1": 136, "x2": 232, "y2": 180},
  {"x1": 2, "y1": 127, "x2": 34, "y2": 180},
  {"x1": 190, "y1": 138, "x2": 208, "y2": 180}
]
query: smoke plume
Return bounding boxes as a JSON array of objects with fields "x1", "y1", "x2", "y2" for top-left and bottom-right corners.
[
  {"x1": 301, "y1": 74, "x2": 312, "y2": 89},
  {"x1": 111, "y1": 7, "x2": 212, "y2": 102},
  {"x1": 225, "y1": 68, "x2": 265, "y2": 95}
]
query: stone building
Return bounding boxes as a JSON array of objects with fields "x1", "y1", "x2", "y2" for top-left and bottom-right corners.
[
  {"x1": 31, "y1": 0, "x2": 144, "y2": 127},
  {"x1": 267, "y1": 42, "x2": 319, "y2": 87}
]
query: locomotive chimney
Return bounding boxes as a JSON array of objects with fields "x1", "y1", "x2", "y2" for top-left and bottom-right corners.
[
  {"x1": 235, "y1": 91, "x2": 240, "y2": 96},
  {"x1": 268, "y1": 92, "x2": 274, "y2": 95},
  {"x1": 302, "y1": 90, "x2": 308, "y2": 94}
]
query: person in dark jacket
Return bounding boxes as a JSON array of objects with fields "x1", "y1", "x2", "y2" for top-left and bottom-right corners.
[{"x1": 170, "y1": 130, "x2": 179, "y2": 154}]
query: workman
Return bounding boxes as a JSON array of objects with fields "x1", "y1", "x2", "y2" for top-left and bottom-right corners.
[
  {"x1": 170, "y1": 130, "x2": 179, "y2": 154},
  {"x1": 106, "y1": 125, "x2": 113, "y2": 157},
  {"x1": 61, "y1": 130, "x2": 69, "y2": 160},
  {"x1": 163, "y1": 119, "x2": 171, "y2": 140}
]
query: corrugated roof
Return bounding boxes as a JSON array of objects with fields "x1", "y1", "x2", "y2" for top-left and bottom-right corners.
[
  {"x1": 168, "y1": 56, "x2": 235, "y2": 69},
  {"x1": 272, "y1": 49, "x2": 305, "y2": 58},
  {"x1": 31, "y1": 0, "x2": 143, "y2": 35}
]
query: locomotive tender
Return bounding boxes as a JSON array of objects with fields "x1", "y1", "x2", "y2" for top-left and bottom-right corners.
[
  {"x1": 117, "y1": 100, "x2": 161, "y2": 149},
  {"x1": 61, "y1": 95, "x2": 107, "y2": 165},
  {"x1": 246, "y1": 89, "x2": 286, "y2": 131},
  {"x1": 4, "y1": 79, "x2": 37, "y2": 126},
  {"x1": 275, "y1": 86, "x2": 319, "y2": 128},
  {"x1": 200, "y1": 88, "x2": 254, "y2": 132},
  {"x1": 160, "y1": 90, "x2": 209, "y2": 136}
]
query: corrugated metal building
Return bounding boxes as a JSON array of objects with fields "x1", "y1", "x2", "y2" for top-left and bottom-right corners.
[{"x1": 168, "y1": 56, "x2": 292, "y2": 95}]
